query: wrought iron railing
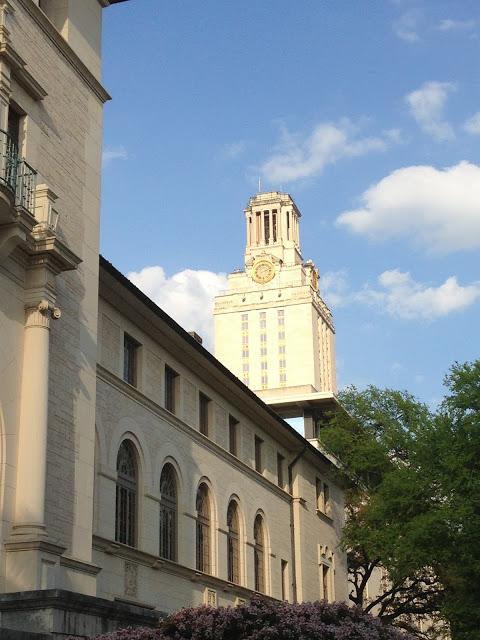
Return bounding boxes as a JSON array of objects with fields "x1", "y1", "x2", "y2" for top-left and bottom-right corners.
[
  {"x1": 16, "y1": 160, "x2": 37, "y2": 214},
  {"x1": 0, "y1": 128, "x2": 37, "y2": 217}
]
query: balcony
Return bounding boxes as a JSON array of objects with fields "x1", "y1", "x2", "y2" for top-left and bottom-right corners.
[{"x1": 0, "y1": 128, "x2": 37, "y2": 224}]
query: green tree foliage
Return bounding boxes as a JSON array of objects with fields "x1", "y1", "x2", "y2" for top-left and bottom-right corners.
[{"x1": 320, "y1": 360, "x2": 480, "y2": 640}]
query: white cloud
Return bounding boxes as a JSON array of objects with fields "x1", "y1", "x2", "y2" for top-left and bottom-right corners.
[
  {"x1": 260, "y1": 121, "x2": 388, "y2": 184},
  {"x1": 436, "y1": 19, "x2": 476, "y2": 32},
  {"x1": 223, "y1": 141, "x2": 247, "y2": 159},
  {"x1": 321, "y1": 270, "x2": 350, "y2": 307},
  {"x1": 405, "y1": 81, "x2": 456, "y2": 141},
  {"x1": 464, "y1": 112, "x2": 480, "y2": 135},
  {"x1": 393, "y1": 10, "x2": 421, "y2": 42},
  {"x1": 127, "y1": 266, "x2": 228, "y2": 350},
  {"x1": 102, "y1": 146, "x2": 128, "y2": 166},
  {"x1": 357, "y1": 270, "x2": 480, "y2": 319},
  {"x1": 336, "y1": 161, "x2": 480, "y2": 253}
]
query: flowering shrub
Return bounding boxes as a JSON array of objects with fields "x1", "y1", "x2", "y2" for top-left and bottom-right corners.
[{"x1": 93, "y1": 597, "x2": 413, "y2": 640}]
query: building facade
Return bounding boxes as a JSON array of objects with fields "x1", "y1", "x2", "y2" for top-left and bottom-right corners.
[{"x1": 0, "y1": 2, "x2": 348, "y2": 637}]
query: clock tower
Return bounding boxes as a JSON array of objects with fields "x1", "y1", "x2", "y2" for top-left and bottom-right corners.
[{"x1": 214, "y1": 192, "x2": 337, "y2": 408}]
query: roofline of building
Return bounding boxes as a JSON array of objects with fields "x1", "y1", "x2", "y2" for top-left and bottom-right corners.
[{"x1": 99, "y1": 255, "x2": 337, "y2": 469}]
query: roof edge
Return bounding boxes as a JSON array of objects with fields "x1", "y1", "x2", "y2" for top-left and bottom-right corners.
[{"x1": 99, "y1": 255, "x2": 336, "y2": 468}]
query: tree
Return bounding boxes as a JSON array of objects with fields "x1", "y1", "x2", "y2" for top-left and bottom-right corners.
[
  {"x1": 93, "y1": 597, "x2": 413, "y2": 640},
  {"x1": 320, "y1": 360, "x2": 480, "y2": 639}
]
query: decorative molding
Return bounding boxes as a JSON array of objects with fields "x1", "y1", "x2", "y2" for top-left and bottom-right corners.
[
  {"x1": 5, "y1": 537, "x2": 67, "y2": 556},
  {"x1": 59, "y1": 555, "x2": 102, "y2": 576},
  {"x1": 17, "y1": 0, "x2": 111, "y2": 103},
  {"x1": 0, "y1": 40, "x2": 47, "y2": 100},
  {"x1": 93, "y1": 534, "x2": 276, "y2": 603}
]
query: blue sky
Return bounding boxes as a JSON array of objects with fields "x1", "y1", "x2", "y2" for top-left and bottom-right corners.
[{"x1": 101, "y1": 0, "x2": 479, "y2": 406}]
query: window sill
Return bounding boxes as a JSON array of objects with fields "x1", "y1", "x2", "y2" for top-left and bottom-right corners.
[{"x1": 316, "y1": 509, "x2": 333, "y2": 524}]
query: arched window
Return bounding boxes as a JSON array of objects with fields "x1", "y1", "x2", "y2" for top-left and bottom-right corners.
[
  {"x1": 196, "y1": 483, "x2": 211, "y2": 573},
  {"x1": 254, "y1": 514, "x2": 265, "y2": 593},
  {"x1": 227, "y1": 501, "x2": 240, "y2": 584},
  {"x1": 115, "y1": 440, "x2": 137, "y2": 546},
  {"x1": 159, "y1": 464, "x2": 177, "y2": 561}
]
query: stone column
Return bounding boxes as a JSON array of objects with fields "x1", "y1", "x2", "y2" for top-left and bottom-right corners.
[{"x1": 13, "y1": 300, "x2": 60, "y2": 537}]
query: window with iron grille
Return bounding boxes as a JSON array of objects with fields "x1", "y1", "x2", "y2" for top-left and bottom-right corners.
[
  {"x1": 115, "y1": 440, "x2": 137, "y2": 547},
  {"x1": 159, "y1": 464, "x2": 177, "y2": 561},
  {"x1": 254, "y1": 514, "x2": 265, "y2": 593},
  {"x1": 227, "y1": 501, "x2": 240, "y2": 583},
  {"x1": 196, "y1": 483, "x2": 211, "y2": 573},
  {"x1": 199, "y1": 392, "x2": 210, "y2": 436},
  {"x1": 164, "y1": 365, "x2": 178, "y2": 413},
  {"x1": 229, "y1": 415, "x2": 238, "y2": 456},
  {"x1": 123, "y1": 333, "x2": 140, "y2": 386}
]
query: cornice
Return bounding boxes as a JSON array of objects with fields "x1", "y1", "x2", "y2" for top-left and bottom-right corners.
[
  {"x1": 0, "y1": 39, "x2": 47, "y2": 100},
  {"x1": 17, "y1": 0, "x2": 111, "y2": 103},
  {"x1": 96, "y1": 364, "x2": 292, "y2": 504}
]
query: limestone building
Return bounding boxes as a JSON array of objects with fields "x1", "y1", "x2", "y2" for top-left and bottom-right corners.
[
  {"x1": 214, "y1": 192, "x2": 336, "y2": 402},
  {"x1": 0, "y1": 2, "x2": 348, "y2": 637},
  {"x1": 214, "y1": 191, "x2": 338, "y2": 435}
]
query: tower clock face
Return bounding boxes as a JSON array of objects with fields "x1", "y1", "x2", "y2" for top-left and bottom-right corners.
[{"x1": 252, "y1": 259, "x2": 275, "y2": 284}]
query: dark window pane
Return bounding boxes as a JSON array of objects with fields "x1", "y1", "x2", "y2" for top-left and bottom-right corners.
[
  {"x1": 123, "y1": 334, "x2": 139, "y2": 386},
  {"x1": 254, "y1": 436, "x2": 263, "y2": 473},
  {"x1": 165, "y1": 365, "x2": 178, "y2": 413},
  {"x1": 229, "y1": 415, "x2": 238, "y2": 456},
  {"x1": 196, "y1": 483, "x2": 211, "y2": 573},
  {"x1": 159, "y1": 464, "x2": 177, "y2": 561},
  {"x1": 115, "y1": 440, "x2": 137, "y2": 547},
  {"x1": 199, "y1": 393, "x2": 210, "y2": 436}
]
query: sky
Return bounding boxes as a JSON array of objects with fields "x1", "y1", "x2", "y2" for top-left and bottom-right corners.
[{"x1": 101, "y1": 0, "x2": 479, "y2": 407}]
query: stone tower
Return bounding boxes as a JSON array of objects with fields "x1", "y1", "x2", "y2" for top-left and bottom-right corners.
[{"x1": 214, "y1": 191, "x2": 336, "y2": 408}]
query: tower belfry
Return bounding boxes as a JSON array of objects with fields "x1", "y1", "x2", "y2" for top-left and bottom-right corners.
[{"x1": 214, "y1": 192, "x2": 337, "y2": 420}]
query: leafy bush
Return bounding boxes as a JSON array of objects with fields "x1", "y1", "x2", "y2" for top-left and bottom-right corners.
[{"x1": 93, "y1": 596, "x2": 413, "y2": 640}]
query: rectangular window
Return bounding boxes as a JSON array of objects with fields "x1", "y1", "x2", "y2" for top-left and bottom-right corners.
[
  {"x1": 164, "y1": 365, "x2": 178, "y2": 413},
  {"x1": 281, "y1": 559, "x2": 288, "y2": 600},
  {"x1": 229, "y1": 415, "x2": 238, "y2": 456},
  {"x1": 324, "y1": 483, "x2": 330, "y2": 515},
  {"x1": 199, "y1": 393, "x2": 210, "y2": 436},
  {"x1": 279, "y1": 359, "x2": 286, "y2": 369},
  {"x1": 242, "y1": 348, "x2": 249, "y2": 358},
  {"x1": 260, "y1": 312, "x2": 266, "y2": 329},
  {"x1": 254, "y1": 436, "x2": 263, "y2": 473},
  {"x1": 277, "y1": 453, "x2": 285, "y2": 488},
  {"x1": 123, "y1": 334, "x2": 139, "y2": 386},
  {"x1": 260, "y1": 334, "x2": 267, "y2": 344},
  {"x1": 322, "y1": 564, "x2": 330, "y2": 602},
  {"x1": 260, "y1": 347, "x2": 267, "y2": 356},
  {"x1": 316, "y1": 478, "x2": 322, "y2": 511},
  {"x1": 280, "y1": 373, "x2": 287, "y2": 384},
  {"x1": 8, "y1": 107, "x2": 21, "y2": 149},
  {"x1": 242, "y1": 334, "x2": 248, "y2": 345},
  {"x1": 261, "y1": 361, "x2": 268, "y2": 371},
  {"x1": 278, "y1": 331, "x2": 285, "y2": 341},
  {"x1": 242, "y1": 363, "x2": 249, "y2": 372},
  {"x1": 261, "y1": 374, "x2": 268, "y2": 387},
  {"x1": 316, "y1": 479, "x2": 331, "y2": 515}
]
